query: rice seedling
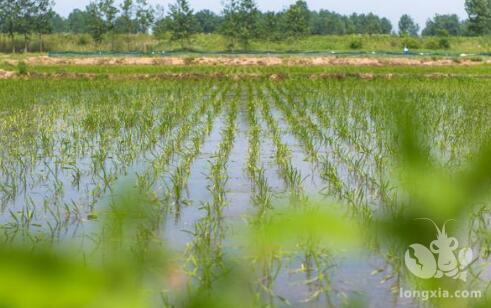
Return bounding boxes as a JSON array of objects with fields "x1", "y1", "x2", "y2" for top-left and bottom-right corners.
[
  {"x1": 0, "y1": 69, "x2": 490, "y2": 307},
  {"x1": 257, "y1": 89, "x2": 304, "y2": 197}
]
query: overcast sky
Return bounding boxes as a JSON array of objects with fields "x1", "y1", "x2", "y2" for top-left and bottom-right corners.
[{"x1": 54, "y1": 0, "x2": 467, "y2": 29}]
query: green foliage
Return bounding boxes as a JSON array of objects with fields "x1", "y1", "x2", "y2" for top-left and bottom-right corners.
[
  {"x1": 67, "y1": 9, "x2": 91, "y2": 33},
  {"x1": 82, "y1": 0, "x2": 120, "y2": 48},
  {"x1": 195, "y1": 10, "x2": 222, "y2": 34},
  {"x1": 77, "y1": 34, "x2": 90, "y2": 45},
  {"x1": 221, "y1": 0, "x2": 259, "y2": 50},
  {"x1": 86, "y1": 2, "x2": 106, "y2": 44},
  {"x1": 0, "y1": 0, "x2": 54, "y2": 53},
  {"x1": 117, "y1": 0, "x2": 135, "y2": 36},
  {"x1": 422, "y1": 14, "x2": 464, "y2": 36},
  {"x1": 284, "y1": 0, "x2": 311, "y2": 38},
  {"x1": 425, "y1": 38, "x2": 441, "y2": 49},
  {"x1": 0, "y1": 32, "x2": 488, "y2": 53},
  {"x1": 438, "y1": 37, "x2": 451, "y2": 49},
  {"x1": 16, "y1": 61, "x2": 28, "y2": 74},
  {"x1": 402, "y1": 37, "x2": 421, "y2": 49},
  {"x1": 50, "y1": 12, "x2": 68, "y2": 33},
  {"x1": 349, "y1": 39, "x2": 363, "y2": 49},
  {"x1": 399, "y1": 14, "x2": 420, "y2": 36},
  {"x1": 134, "y1": 0, "x2": 154, "y2": 34},
  {"x1": 256, "y1": 11, "x2": 283, "y2": 41},
  {"x1": 99, "y1": 0, "x2": 119, "y2": 34},
  {"x1": 425, "y1": 37, "x2": 451, "y2": 50},
  {"x1": 465, "y1": 0, "x2": 491, "y2": 35},
  {"x1": 167, "y1": 0, "x2": 196, "y2": 48},
  {"x1": 311, "y1": 10, "x2": 347, "y2": 35},
  {"x1": 2, "y1": 0, "x2": 491, "y2": 56}
]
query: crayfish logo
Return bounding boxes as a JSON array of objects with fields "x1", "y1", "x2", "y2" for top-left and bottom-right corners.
[{"x1": 404, "y1": 218, "x2": 473, "y2": 281}]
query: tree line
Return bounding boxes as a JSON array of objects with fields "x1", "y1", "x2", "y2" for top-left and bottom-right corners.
[{"x1": 1, "y1": 0, "x2": 490, "y2": 52}]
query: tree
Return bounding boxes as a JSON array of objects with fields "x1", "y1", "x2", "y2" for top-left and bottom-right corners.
[
  {"x1": 380, "y1": 17, "x2": 393, "y2": 34},
  {"x1": 310, "y1": 10, "x2": 347, "y2": 35},
  {"x1": 221, "y1": 0, "x2": 259, "y2": 49},
  {"x1": 67, "y1": 9, "x2": 90, "y2": 33},
  {"x1": 0, "y1": 0, "x2": 21, "y2": 53},
  {"x1": 119, "y1": 0, "x2": 135, "y2": 33},
  {"x1": 236, "y1": 0, "x2": 259, "y2": 49},
  {"x1": 167, "y1": 0, "x2": 196, "y2": 48},
  {"x1": 152, "y1": 5, "x2": 168, "y2": 38},
  {"x1": 118, "y1": 0, "x2": 134, "y2": 49},
  {"x1": 365, "y1": 13, "x2": 382, "y2": 35},
  {"x1": 50, "y1": 12, "x2": 68, "y2": 33},
  {"x1": 258, "y1": 11, "x2": 285, "y2": 40},
  {"x1": 34, "y1": 0, "x2": 55, "y2": 52},
  {"x1": 99, "y1": 0, "x2": 119, "y2": 50},
  {"x1": 284, "y1": 0, "x2": 311, "y2": 38},
  {"x1": 17, "y1": 0, "x2": 38, "y2": 53},
  {"x1": 195, "y1": 10, "x2": 222, "y2": 34},
  {"x1": 221, "y1": 0, "x2": 240, "y2": 48},
  {"x1": 399, "y1": 14, "x2": 419, "y2": 36},
  {"x1": 422, "y1": 14, "x2": 464, "y2": 36},
  {"x1": 135, "y1": 0, "x2": 154, "y2": 34},
  {"x1": 465, "y1": 0, "x2": 491, "y2": 35},
  {"x1": 86, "y1": 2, "x2": 106, "y2": 45}
]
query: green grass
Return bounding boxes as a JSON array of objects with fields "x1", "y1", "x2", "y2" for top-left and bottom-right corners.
[
  {"x1": 1, "y1": 33, "x2": 491, "y2": 54},
  {"x1": 2, "y1": 62, "x2": 491, "y2": 77}
]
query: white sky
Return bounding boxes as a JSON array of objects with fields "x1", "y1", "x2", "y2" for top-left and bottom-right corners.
[{"x1": 55, "y1": 0, "x2": 467, "y2": 29}]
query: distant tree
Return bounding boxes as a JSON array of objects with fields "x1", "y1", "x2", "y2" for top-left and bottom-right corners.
[
  {"x1": 152, "y1": 5, "x2": 168, "y2": 37},
  {"x1": 311, "y1": 10, "x2": 347, "y2": 35},
  {"x1": 422, "y1": 14, "x2": 464, "y2": 36},
  {"x1": 34, "y1": 0, "x2": 55, "y2": 52},
  {"x1": 135, "y1": 0, "x2": 154, "y2": 33},
  {"x1": 50, "y1": 12, "x2": 68, "y2": 33},
  {"x1": 67, "y1": 9, "x2": 90, "y2": 33},
  {"x1": 117, "y1": 0, "x2": 135, "y2": 36},
  {"x1": 167, "y1": 0, "x2": 196, "y2": 48},
  {"x1": 327, "y1": 12, "x2": 348, "y2": 35},
  {"x1": 365, "y1": 13, "x2": 382, "y2": 35},
  {"x1": 99, "y1": 0, "x2": 119, "y2": 49},
  {"x1": 116, "y1": 0, "x2": 138, "y2": 50},
  {"x1": 284, "y1": 0, "x2": 311, "y2": 38},
  {"x1": 310, "y1": 11, "x2": 325, "y2": 35},
  {"x1": 349, "y1": 13, "x2": 362, "y2": 33},
  {"x1": 86, "y1": 2, "x2": 106, "y2": 45},
  {"x1": 380, "y1": 17, "x2": 393, "y2": 34},
  {"x1": 465, "y1": 0, "x2": 491, "y2": 35},
  {"x1": 399, "y1": 14, "x2": 419, "y2": 36},
  {"x1": 310, "y1": 7, "x2": 392, "y2": 36},
  {"x1": 349, "y1": 13, "x2": 385, "y2": 35},
  {"x1": 236, "y1": 0, "x2": 259, "y2": 48},
  {"x1": 221, "y1": 0, "x2": 240, "y2": 48},
  {"x1": 0, "y1": 0, "x2": 21, "y2": 52},
  {"x1": 195, "y1": 9, "x2": 222, "y2": 34},
  {"x1": 258, "y1": 11, "x2": 285, "y2": 40},
  {"x1": 221, "y1": 0, "x2": 259, "y2": 49},
  {"x1": 344, "y1": 16, "x2": 356, "y2": 34},
  {"x1": 17, "y1": 0, "x2": 38, "y2": 53},
  {"x1": 460, "y1": 19, "x2": 472, "y2": 35}
]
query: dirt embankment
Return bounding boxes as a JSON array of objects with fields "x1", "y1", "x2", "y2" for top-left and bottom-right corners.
[
  {"x1": 5, "y1": 56, "x2": 491, "y2": 66},
  {"x1": 1, "y1": 70, "x2": 490, "y2": 81},
  {"x1": 0, "y1": 70, "x2": 16, "y2": 79}
]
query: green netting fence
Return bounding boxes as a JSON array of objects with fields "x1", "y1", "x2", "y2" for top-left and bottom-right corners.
[{"x1": 48, "y1": 50, "x2": 491, "y2": 58}]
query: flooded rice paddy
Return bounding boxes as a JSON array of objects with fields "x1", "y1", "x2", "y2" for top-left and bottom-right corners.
[{"x1": 1, "y1": 76, "x2": 490, "y2": 307}]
